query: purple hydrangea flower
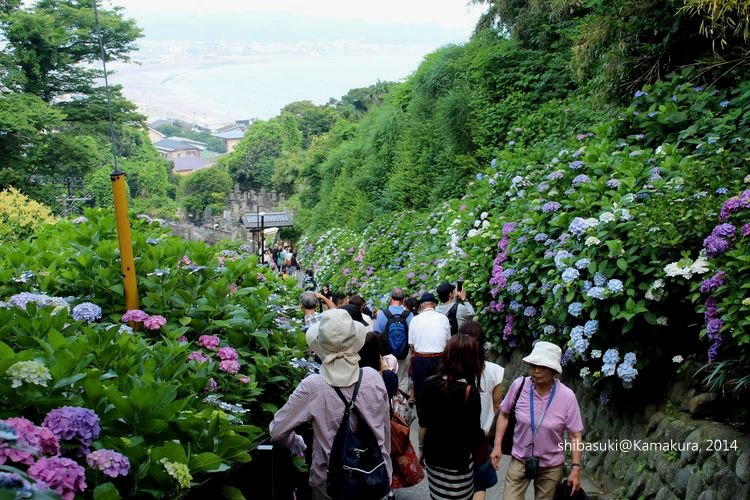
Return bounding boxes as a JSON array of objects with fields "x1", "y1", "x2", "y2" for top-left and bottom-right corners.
[
  {"x1": 547, "y1": 170, "x2": 564, "y2": 180},
  {"x1": 217, "y1": 347, "x2": 238, "y2": 361},
  {"x1": 540, "y1": 201, "x2": 560, "y2": 213},
  {"x1": 700, "y1": 271, "x2": 727, "y2": 294},
  {"x1": 606, "y1": 179, "x2": 621, "y2": 188},
  {"x1": 86, "y1": 449, "x2": 130, "y2": 478},
  {"x1": 743, "y1": 224, "x2": 750, "y2": 237},
  {"x1": 569, "y1": 161, "x2": 584, "y2": 170},
  {"x1": 712, "y1": 223, "x2": 736, "y2": 239},
  {"x1": 719, "y1": 191, "x2": 750, "y2": 221},
  {"x1": 42, "y1": 407, "x2": 100, "y2": 449},
  {"x1": 572, "y1": 174, "x2": 590, "y2": 185}
]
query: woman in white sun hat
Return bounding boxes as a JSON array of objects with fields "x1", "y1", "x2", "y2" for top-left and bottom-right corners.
[{"x1": 490, "y1": 341, "x2": 584, "y2": 500}]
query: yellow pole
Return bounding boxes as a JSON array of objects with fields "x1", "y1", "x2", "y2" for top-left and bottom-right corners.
[{"x1": 110, "y1": 170, "x2": 139, "y2": 311}]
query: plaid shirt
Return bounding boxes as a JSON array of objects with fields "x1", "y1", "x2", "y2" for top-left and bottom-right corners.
[
  {"x1": 303, "y1": 312, "x2": 322, "y2": 330},
  {"x1": 269, "y1": 368, "x2": 392, "y2": 494}
]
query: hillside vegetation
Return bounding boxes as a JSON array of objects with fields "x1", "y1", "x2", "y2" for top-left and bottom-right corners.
[{"x1": 219, "y1": 0, "x2": 750, "y2": 411}]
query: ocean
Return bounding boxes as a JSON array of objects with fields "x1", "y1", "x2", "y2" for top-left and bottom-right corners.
[{"x1": 108, "y1": 41, "x2": 440, "y2": 128}]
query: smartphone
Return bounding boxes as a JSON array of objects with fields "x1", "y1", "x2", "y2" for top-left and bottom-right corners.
[{"x1": 456, "y1": 280, "x2": 463, "y2": 292}]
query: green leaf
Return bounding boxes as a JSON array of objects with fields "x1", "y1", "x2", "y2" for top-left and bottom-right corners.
[
  {"x1": 616, "y1": 258, "x2": 628, "y2": 272},
  {"x1": 222, "y1": 486, "x2": 246, "y2": 500},
  {"x1": 190, "y1": 452, "x2": 224, "y2": 473},
  {"x1": 53, "y1": 373, "x2": 87, "y2": 390},
  {"x1": 179, "y1": 316, "x2": 192, "y2": 326},
  {"x1": 93, "y1": 482, "x2": 121, "y2": 500}
]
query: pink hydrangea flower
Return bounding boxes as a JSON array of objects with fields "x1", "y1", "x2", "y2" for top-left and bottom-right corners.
[
  {"x1": 239, "y1": 376, "x2": 250, "y2": 384},
  {"x1": 177, "y1": 336, "x2": 188, "y2": 343},
  {"x1": 143, "y1": 315, "x2": 166, "y2": 330},
  {"x1": 28, "y1": 457, "x2": 87, "y2": 500},
  {"x1": 0, "y1": 417, "x2": 60, "y2": 465},
  {"x1": 187, "y1": 351, "x2": 210, "y2": 363},
  {"x1": 228, "y1": 283, "x2": 238, "y2": 295},
  {"x1": 121, "y1": 309, "x2": 149, "y2": 323},
  {"x1": 179, "y1": 255, "x2": 193, "y2": 267},
  {"x1": 256, "y1": 273, "x2": 266, "y2": 282},
  {"x1": 86, "y1": 449, "x2": 130, "y2": 478},
  {"x1": 198, "y1": 335, "x2": 220, "y2": 350},
  {"x1": 219, "y1": 359, "x2": 240, "y2": 374},
  {"x1": 207, "y1": 378, "x2": 218, "y2": 392},
  {"x1": 217, "y1": 347, "x2": 238, "y2": 361}
]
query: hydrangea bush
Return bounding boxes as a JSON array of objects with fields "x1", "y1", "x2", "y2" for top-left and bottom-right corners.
[
  {"x1": 0, "y1": 210, "x2": 306, "y2": 497},
  {"x1": 299, "y1": 75, "x2": 750, "y2": 405}
]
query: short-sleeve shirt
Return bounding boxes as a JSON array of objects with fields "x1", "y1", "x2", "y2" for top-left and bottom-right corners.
[
  {"x1": 500, "y1": 377, "x2": 583, "y2": 467},
  {"x1": 479, "y1": 361, "x2": 505, "y2": 434},
  {"x1": 373, "y1": 305, "x2": 413, "y2": 334},
  {"x1": 407, "y1": 308, "x2": 451, "y2": 353}
]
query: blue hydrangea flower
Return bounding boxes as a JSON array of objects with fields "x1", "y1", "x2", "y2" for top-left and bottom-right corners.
[
  {"x1": 634, "y1": 90, "x2": 647, "y2": 98},
  {"x1": 509, "y1": 301, "x2": 522, "y2": 312},
  {"x1": 623, "y1": 352, "x2": 637, "y2": 365},
  {"x1": 617, "y1": 363, "x2": 638, "y2": 385},
  {"x1": 554, "y1": 250, "x2": 573, "y2": 269},
  {"x1": 568, "y1": 302, "x2": 583, "y2": 317},
  {"x1": 547, "y1": 171, "x2": 564, "y2": 180},
  {"x1": 490, "y1": 158, "x2": 497, "y2": 168},
  {"x1": 569, "y1": 161, "x2": 584, "y2": 170},
  {"x1": 562, "y1": 268, "x2": 580, "y2": 283},
  {"x1": 583, "y1": 319, "x2": 599, "y2": 337},
  {"x1": 593, "y1": 272, "x2": 607, "y2": 287},
  {"x1": 543, "y1": 325, "x2": 556, "y2": 335},
  {"x1": 603, "y1": 348, "x2": 619, "y2": 365},
  {"x1": 720, "y1": 100, "x2": 729, "y2": 107},
  {"x1": 523, "y1": 306, "x2": 537, "y2": 317},
  {"x1": 570, "y1": 326, "x2": 588, "y2": 354},
  {"x1": 606, "y1": 179, "x2": 621, "y2": 188},
  {"x1": 503, "y1": 268, "x2": 516, "y2": 278},
  {"x1": 534, "y1": 233, "x2": 549, "y2": 242},
  {"x1": 508, "y1": 282, "x2": 523, "y2": 294},
  {"x1": 715, "y1": 187, "x2": 728, "y2": 195},
  {"x1": 587, "y1": 286, "x2": 606, "y2": 300},
  {"x1": 72, "y1": 302, "x2": 102, "y2": 324},
  {"x1": 542, "y1": 201, "x2": 562, "y2": 213},
  {"x1": 476, "y1": 173, "x2": 484, "y2": 181},
  {"x1": 591, "y1": 349, "x2": 602, "y2": 359},
  {"x1": 581, "y1": 280, "x2": 592, "y2": 292},
  {"x1": 607, "y1": 279, "x2": 624, "y2": 294},
  {"x1": 574, "y1": 258, "x2": 591, "y2": 270}
]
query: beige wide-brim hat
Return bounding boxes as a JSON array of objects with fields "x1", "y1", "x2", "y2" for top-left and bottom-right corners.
[
  {"x1": 522, "y1": 341, "x2": 563, "y2": 374},
  {"x1": 307, "y1": 309, "x2": 366, "y2": 387}
]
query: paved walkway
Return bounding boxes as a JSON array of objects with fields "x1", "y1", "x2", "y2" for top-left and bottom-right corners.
[{"x1": 395, "y1": 419, "x2": 606, "y2": 499}]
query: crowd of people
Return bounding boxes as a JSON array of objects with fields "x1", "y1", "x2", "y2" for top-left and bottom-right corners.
[{"x1": 270, "y1": 277, "x2": 586, "y2": 500}]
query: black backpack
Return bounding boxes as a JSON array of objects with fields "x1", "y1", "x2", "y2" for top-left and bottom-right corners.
[
  {"x1": 382, "y1": 309, "x2": 410, "y2": 359},
  {"x1": 447, "y1": 302, "x2": 459, "y2": 335},
  {"x1": 328, "y1": 369, "x2": 390, "y2": 500}
]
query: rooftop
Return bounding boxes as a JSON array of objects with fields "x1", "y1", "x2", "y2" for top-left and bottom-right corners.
[{"x1": 241, "y1": 212, "x2": 294, "y2": 229}]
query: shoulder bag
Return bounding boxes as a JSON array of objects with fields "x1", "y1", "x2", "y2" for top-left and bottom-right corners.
[{"x1": 487, "y1": 376, "x2": 526, "y2": 455}]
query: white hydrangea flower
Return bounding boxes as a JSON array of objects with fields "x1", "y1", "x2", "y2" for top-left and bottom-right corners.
[
  {"x1": 599, "y1": 212, "x2": 615, "y2": 223},
  {"x1": 480, "y1": 211, "x2": 488, "y2": 220},
  {"x1": 482, "y1": 220, "x2": 490, "y2": 229},
  {"x1": 672, "y1": 355, "x2": 684, "y2": 363},
  {"x1": 584, "y1": 236, "x2": 600, "y2": 247}
]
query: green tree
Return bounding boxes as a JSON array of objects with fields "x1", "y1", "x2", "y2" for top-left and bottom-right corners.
[
  {"x1": 179, "y1": 167, "x2": 232, "y2": 219},
  {"x1": 280, "y1": 100, "x2": 337, "y2": 148},
  {"x1": 0, "y1": 0, "x2": 142, "y2": 101},
  {"x1": 221, "y1": 118, "x2": 300, "y2": 190}
]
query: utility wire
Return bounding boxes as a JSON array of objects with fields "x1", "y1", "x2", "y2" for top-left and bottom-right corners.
[{"x1": 91, "y1": 0, "x2": 119, "y2": 171}]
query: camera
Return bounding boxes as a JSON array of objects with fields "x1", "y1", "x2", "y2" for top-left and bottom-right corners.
[{"x1": 524, "y1": 457, "x2": 539, "y2": 479}]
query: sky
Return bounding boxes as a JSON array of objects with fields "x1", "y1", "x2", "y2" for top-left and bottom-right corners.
[
  {"x1": 102, "y1": 0, "x2": 486, "y2": 124},
  {"x1": 110, "y1": 0, "x2": 483, "y2": 32}
]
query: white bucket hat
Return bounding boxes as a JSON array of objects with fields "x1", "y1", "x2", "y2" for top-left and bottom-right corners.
[
  {"x1": 308, "y1": 309, "x2": 366, "y2": 387},
  {"x1": 522, "y1": 341, "x2": 563, "y2": 374}
]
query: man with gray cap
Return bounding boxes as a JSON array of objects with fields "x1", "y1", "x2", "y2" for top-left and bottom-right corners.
[
  {"x1": 408, "y1": 292, "x2": 451, "y2": 419},
  {"x1": 270, "y1": 309, "x2": 392, "y2": 499}
]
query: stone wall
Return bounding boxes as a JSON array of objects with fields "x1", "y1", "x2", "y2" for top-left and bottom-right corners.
[{"x1": 496, "y1": 353, "x2": 750, "y2": 499}]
